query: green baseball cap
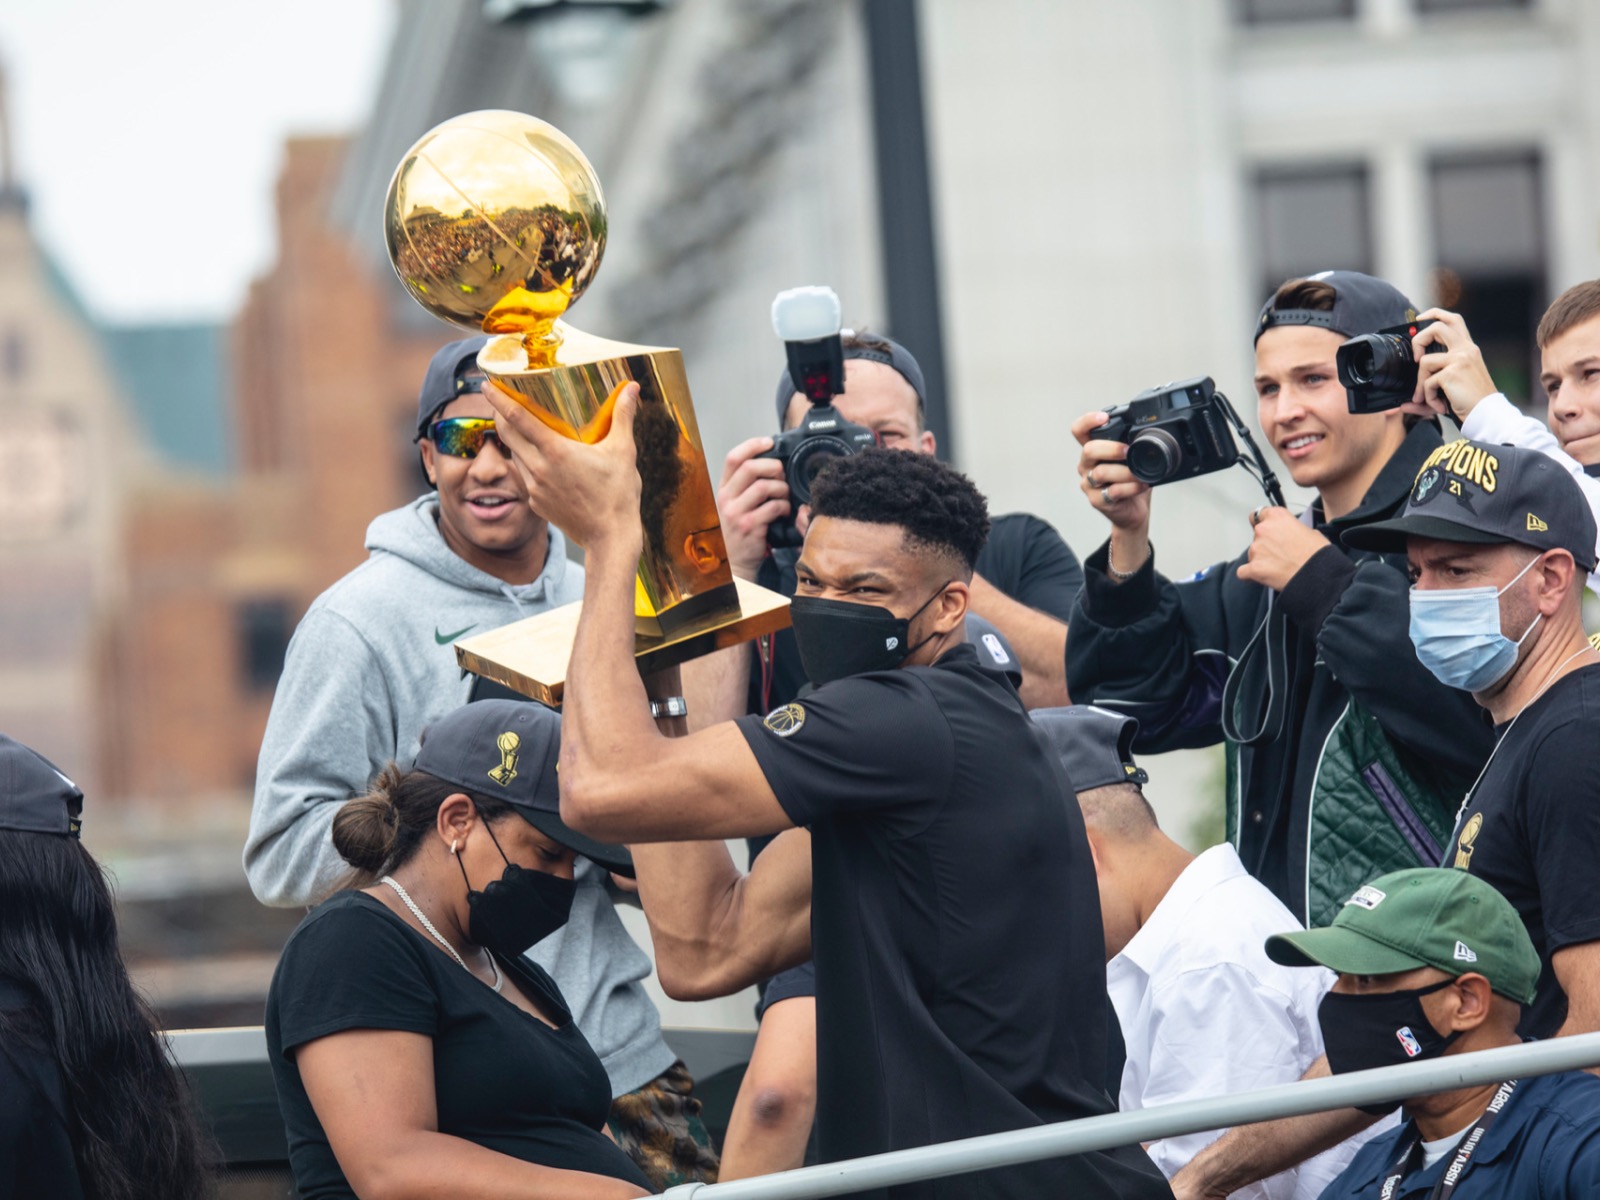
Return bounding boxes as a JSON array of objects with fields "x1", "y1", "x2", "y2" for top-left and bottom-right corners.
[{"x1": 1265, "y1": 868, "x2": 1539, "y2": 1005}]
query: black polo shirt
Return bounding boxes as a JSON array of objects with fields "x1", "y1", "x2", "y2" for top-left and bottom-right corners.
[
  {"x1": 736, "y1": 644, "x2": 1169, "y2": 1200},
  {"x1": 1447, "y1": 665, "x2": 1600, "y2": 1037}
]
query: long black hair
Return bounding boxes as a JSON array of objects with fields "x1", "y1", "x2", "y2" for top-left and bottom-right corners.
[{"x1": 0, "y1": 829, "x2": 212, "y2": 1199}]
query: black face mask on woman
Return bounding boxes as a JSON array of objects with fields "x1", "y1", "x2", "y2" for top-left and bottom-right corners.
[
  {"x1": 456, "y1": 822, "x2": 576, "y2": 958},
  {"x1": 1318, "y1": 978, "x2": 1464, "y2": 1114},
  {"x1": 788, "y1": 582, "x2": 951, "y2": 687}
]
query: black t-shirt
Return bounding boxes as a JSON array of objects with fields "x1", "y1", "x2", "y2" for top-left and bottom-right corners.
[
  {"x1": 748, "y1": 512, "x2": 1082, "y2": 715},
  {"x1": 736, "y1": 644, "x2": 1169, "y2": 1200},
  {"x1": 265, "y1": 891, "x2": 652, "y2": 1200},
  {"x1": 1448, "y1": 666, "x2": 1600, "y2": 1038},
  {"x1": 0, "y1": 979, "x2": 86, "y2": 1200}
]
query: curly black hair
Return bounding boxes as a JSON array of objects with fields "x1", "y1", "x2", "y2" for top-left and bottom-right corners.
[{"x1": 808, "y1": 448, "x2": 990, "y2": 573}]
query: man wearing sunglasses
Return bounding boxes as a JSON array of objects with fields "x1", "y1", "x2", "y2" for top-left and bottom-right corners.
[{"x1": 245, "y1": 338, "x2": 717, "y2": 1188}]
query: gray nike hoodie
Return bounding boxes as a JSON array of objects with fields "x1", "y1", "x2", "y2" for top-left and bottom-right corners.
[{"x1": 245, "y1": 495, "x2": 674, "y2": 1095}]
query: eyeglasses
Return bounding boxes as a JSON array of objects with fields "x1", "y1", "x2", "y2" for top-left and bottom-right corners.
[{"x1": 428, "y1": 416, "x2": 506, "y2": 459}]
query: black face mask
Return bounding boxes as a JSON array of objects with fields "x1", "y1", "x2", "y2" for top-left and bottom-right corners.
[
  {"x1": 457, "y1": 822, "x2": 576, "y2": 958},
  {"x1": 789, "y1": 583, "x2": 950, "y2": 687},
  {"x1": 1318, "y1": 978, "x2": 1464, "y2": 1115}
]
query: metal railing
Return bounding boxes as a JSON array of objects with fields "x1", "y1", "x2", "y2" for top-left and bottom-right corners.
[{"x1": 661, "y1": 1033, "x2": 1600, "y2": 1200}]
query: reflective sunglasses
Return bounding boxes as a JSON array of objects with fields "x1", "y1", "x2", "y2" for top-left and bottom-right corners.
[{"x1": 428, "y1": 416, "x2": 506, "y2": 459}]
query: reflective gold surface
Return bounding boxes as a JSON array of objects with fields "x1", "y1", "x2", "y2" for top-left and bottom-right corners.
[
  {"x1": 384, "y1": 110, "x2": 606, "y2": 341},
  {"x1": 384, "y1": 111, "x2": 772, "y2": 679},
  {"x1": 456, "y1": 577, "x2": 791, "y2": 708},
  {"x1": 480, "y1": 326, "x2": 737, "y2": 637}
]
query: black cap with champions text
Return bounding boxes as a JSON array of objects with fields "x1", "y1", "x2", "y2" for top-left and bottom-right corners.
[
  {"x1": 0, "y1": 733, "x2": 84, "y2": 838},
  {"x1": 1342, "y1": 439, "x2": 1599, "y2": 571},
  {"x1": 413, "y1": 700, "x2": 634, "y2": 876},
  {"x1": 1029, "y1": 705, "x2": 1150, "y2": 794},
  {"x1": 1254, "y1": 270, "x2": 1421, "y2": 344},
  {"x1": 415, "y1": 335, "x2": 492, "y2": 437},
  {"x1": 774, "y1": 331, "x2": 927, "y2": 425}
]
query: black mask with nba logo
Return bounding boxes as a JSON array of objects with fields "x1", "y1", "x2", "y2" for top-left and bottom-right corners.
[
  {"x1": 788, "y1": 584, "x2": 950, "y2": 687},
  {"x1": 1317, "y1": 978, "x2": 1464, "y2": 1114}
]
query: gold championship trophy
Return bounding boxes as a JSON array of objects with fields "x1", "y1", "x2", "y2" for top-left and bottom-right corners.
[{"x1": 384, "y1": 110, "x2": 788, "y2": 704}]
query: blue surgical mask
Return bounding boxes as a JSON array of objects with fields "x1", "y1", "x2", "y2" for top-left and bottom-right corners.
[{"x1": 1408, "y1": 553, "x2": 1542, "y2": 692}]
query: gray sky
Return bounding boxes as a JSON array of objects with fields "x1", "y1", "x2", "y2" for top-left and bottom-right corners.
[{"x1": 0, "y1": 0, "x2": 394, "y2": 325}]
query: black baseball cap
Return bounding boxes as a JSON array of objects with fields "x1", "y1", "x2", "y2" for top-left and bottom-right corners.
[
  {"x1": 415, "y1": 335, "x2": 492, "y2": 437},
  {"x1": 1029, "y1": 705, "x2": 1150, "y2": 793},
  {"x1": 0, "y1": 733, "x2": 83, "y2": 838},
  {"x1": 1342, "y1": 439, "x2": 1599, "y2": 571},
  {"x1": 774, "y1": 332, "x2": 927, "y2": 425},
  {"x1": 1255, "y1": 270, "x2": 1420, "y2": 344},
  {"x1": 413, "y1": 701, "x2": 634, "y2": 876}
]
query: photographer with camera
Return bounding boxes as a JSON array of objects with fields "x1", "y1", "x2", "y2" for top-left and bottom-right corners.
[
  {"x1": 689, "y1": 290, "x2": 1084, "y2": 1179},
  {"x1": 708, "y1": 290, "x2": 1081, "y2": 717},
  {"x1": 1067, "y1": 271, "x2": 1494, "y2": 931}
]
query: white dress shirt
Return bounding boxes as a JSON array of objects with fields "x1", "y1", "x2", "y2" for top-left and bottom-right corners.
[{"x1": 1107, "y1": 843, "x2": 1376, "y2": 1199}]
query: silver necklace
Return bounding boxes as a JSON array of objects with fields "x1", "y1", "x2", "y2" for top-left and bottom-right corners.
[{"x1": 381, "y1": 875, "x2": 502, "y2": 994}]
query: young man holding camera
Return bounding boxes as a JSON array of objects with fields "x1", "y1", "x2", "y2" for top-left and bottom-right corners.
[{"x1": 1068, "y1": 271, "x2": 1493, "y2": 929}]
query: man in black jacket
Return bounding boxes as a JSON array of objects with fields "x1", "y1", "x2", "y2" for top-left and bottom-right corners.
[{"x1": 1066, "y1": 271, "x2": 1494, "y2": 928}]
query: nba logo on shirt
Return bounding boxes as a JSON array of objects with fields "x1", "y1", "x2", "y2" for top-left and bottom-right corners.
[{"x1": 1395, "y1": 1027, "x2": 1423, "y2": 1058}]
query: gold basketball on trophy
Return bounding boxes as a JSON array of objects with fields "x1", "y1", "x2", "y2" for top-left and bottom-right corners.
[
  {"x1": 383, "y1": 110, "x2": 787, "y2": 705},
  {"x1": 385, "y1": 110, "x2": 606, "y2": 339}
]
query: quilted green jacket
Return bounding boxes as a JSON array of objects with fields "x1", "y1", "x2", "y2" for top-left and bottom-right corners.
[{"x1": 1067, "y1": 423, "x2": 1495, "y2": 926}]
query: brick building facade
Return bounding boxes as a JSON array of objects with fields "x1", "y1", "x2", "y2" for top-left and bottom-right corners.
[{"x1": 101, "y1": 136, "x2": 444, "y2": 805}]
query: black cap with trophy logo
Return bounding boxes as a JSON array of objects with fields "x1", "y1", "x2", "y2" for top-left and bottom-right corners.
[
  {"x1": 1342, "y1": 439, "x2": 1598, "y2": 571},
  {"x1": 413, "y1": 701, "x2": 633, "y2": 876}
]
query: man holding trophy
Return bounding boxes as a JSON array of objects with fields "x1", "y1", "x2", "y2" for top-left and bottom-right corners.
[
  {"x1": 372, "y1": 109, "x2": 1167, "y2": 1197},
  {"x1": 486, "y1": 379, "x2": 1170, "y2": 1199}
]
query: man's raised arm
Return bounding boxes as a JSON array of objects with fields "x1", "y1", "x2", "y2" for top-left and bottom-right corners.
[{"x1": 483, "y1": 380, "x2": 791, "y2": 844}]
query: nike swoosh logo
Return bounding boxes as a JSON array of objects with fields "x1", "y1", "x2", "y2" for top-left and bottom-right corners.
[{"x1": 435, "y1": 624, "x2": 477, "y2": 645}]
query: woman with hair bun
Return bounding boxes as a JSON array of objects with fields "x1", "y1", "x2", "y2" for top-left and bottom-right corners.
[
  {"x1": 0, "y1": 733, "x2": 213, "y2": 1200},
  {"x1": 265, "y1": 700, "x2": 653, "y2": 1200}
]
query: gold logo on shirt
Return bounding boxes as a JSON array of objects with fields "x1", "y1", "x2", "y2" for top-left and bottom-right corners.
[
  {"x1": 762, "y1": 703, "x2": 806, "y2": 738},
  {"x1": 488, "y1": 731, "x2": 521, "y2": 786},
  {"x1": 1454, "y1": 812, "x2": 1483, "y2": 870}
]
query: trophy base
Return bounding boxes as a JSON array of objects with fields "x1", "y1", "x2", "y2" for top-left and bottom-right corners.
[
  {"x1": 454, "y1": 577, "x2": 791, "y2": 708},
  {"x1": 633, "y1": 580, "x2": 741, "y2": 640}
]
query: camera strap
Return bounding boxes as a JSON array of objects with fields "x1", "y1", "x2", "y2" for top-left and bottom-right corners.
[{"x1": 1221, "y1": 593, "x2": 1291, "y2": 747}]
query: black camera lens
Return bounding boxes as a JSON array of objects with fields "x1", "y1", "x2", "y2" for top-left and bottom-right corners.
[
  {"x1": 787, "y1": 436, "x2": 852, "y2": 505},
  {"x1": 1337, "y1": 333, "x2": 1415, "y2": 393},
  {"x1": 1126, "y1": 429, "x2": 1181, "y2": 484}
]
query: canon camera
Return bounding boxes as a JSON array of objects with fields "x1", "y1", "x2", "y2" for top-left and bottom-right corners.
[{"x1": 760, "y1": 286, "x2": 877, "y2": 547}]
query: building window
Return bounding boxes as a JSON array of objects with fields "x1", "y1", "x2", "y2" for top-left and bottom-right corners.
[
  {"x1": 1253, "y1": 163, "x2": 1373, "y2": 303},
  {"x1": 1428, "y1": 150, "x2": 1544, "y2": 408},
  {"x1": 1416, "y1": 0, "x2": 1529, "y2": 13},
  {"x1": 1235, "y1": 0, "x2": 1354, "y2": 23},
  {"x1": 238, "y1": 600, "x2": 293, "y2": 692}
]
